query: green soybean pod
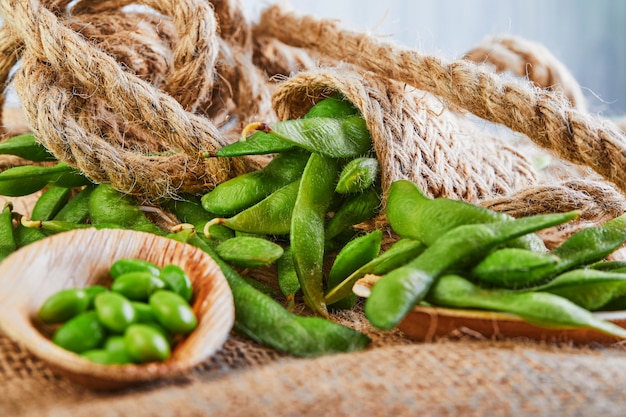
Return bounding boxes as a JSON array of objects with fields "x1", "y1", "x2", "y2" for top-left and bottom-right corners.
[
  {"x1": 124, "y1": 324, "x2": 171, "y2": 363},
  {"x1": 30, "y1": 186, "x2": 72, "y2": 221},
  {"x1": 302, "y1": 94, "x2": 359, "y2": 119},
  {"x1": 160, "y1": 264, "x2": 193, "y2": 302},
  {"x1": 327, "y1": 230, "x2": 383, "y2": 309},
  {"x1": 215, "y1": 131, "x2": 296, "y2": 157},
  {"x1": 0, "y1": 163, "x2": 71, "y2": 196},
  {"x1": 291, "y1": 153, "x2": 339, "y2": 316},
  {"x1": 0, "y1": 133, "x2": 56, "y2": 162},
  {"x1": 53, "y1": 185, "x2": 95, "y2": 223},
  {"x1": 548, "y1": 213, "x2": 626, "y2": 273},
  {"x1": 13, "y1": 222, "x2": 46, "y2": 248},
  {"x1": 168, "y1": 228, "x2": 371, "y2": 357},
  {"x1": 470, "y1": 248, "x2": 561, "y2": 289},
  {"x1": 38, "y1": 288, "x2": 91, "y2": 324},
  {"x1": 89, "y1": 184, "x2": 164, "y2": 235},
  {"x1": 325, "y1": 187, "x2": 382, "y2": 241},
  {"x1": 325, "y1": 239, "x2": 426, "y2": 305},
  {"x1": 149, "y1": 290, "x2": 197, "y2": 334},
  {"x1": 52, "y1": 311, "x2": 107, "y2": 353},
  {"x1": 365, "y1": 211, "x2": 579, "y2": 330},
  {"x1": 215, "y1": 95, "x2": 358, "y2": 157},
  {"x1": 276, "y1": 245, "x2": 300, "y2": 309},
  {"x1": 385, "y1": 179, "x2": 547, "y2": 252},
  {"x1": 110, "y1": 258, "x2": 161, "y2": 279},
  {"x1": 94, "y1": 292, "x2": 137, "y2": 333},
  {"x1": 525, "y1": 269, "x2": 626, "y2": 311},
  {"x1": 588, "y1": 260, "x2": 626, "y2": 271},
  {"x1": 335, "y1": 157, "x2": 379, "y2": 194},
  {"x1": 215, "y1": 236, "x2": 284, "y2": 269},
  {"x1": 201, "y1": 149, "x2": 310, "y2": 216},
  {"x1": 112, "y1": 272, "x2": 166, "y2": 301},
  {"x1": 269, "y1": 116, "x2": 372, "y2": 158},
  {"x1": 0, "y1": 202, "x2": 16, "y2": 262},
  {"x1": 427, "y1": 274, "x2": 626, "y2": 339},
  {"x1": 204, "y1": 179, "x2": 301, "y2": 237}
]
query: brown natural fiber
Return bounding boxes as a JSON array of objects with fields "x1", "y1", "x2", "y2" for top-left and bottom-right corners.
[
  {"x1": 256, "y1": 5, "x2": 626, "y2": 196},
  {"x1": 464, "y1": 34, "x2": 588, "y2": 111},
  {"x1": 272, "y1": 67, "x2": 536, "y2": 201},
  {"x1": 3, "y1": 2, "x2": 626, "y2": 416},
  {"x1": 0, "y1": 0, "x2": 279, "y2": 198}
]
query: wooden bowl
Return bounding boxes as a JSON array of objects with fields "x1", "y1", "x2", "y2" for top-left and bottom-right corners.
[
  {"x1": 353, "y1": 275, "x2": 626, "y2": 345},
  {"x1": 0, "y1": 228, "x2": 234, "y2": 390}
]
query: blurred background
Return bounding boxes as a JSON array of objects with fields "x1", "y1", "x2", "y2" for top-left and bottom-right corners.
[{"x1": 243, "y1": 0, "x2": 626, "y2": 117}]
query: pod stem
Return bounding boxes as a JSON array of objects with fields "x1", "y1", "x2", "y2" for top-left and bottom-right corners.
[
  {"x1": 20, "y1": 217, "x2": 43, "y2": 229},
  {"x1": 241, "y1": 121, "x2": 271, "y2": 139},
  {"x1": 203, "y1": 218, "x2": 226, "y2": 238}
]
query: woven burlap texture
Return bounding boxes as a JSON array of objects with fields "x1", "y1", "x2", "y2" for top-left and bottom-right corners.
[{"x1": 4, "y1": 312, "x2": 626, "y2": 417}]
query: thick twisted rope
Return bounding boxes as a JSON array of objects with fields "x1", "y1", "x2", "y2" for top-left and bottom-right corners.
[{"x1": 256, "y1": 5, "x2": 626, "y2": 196}]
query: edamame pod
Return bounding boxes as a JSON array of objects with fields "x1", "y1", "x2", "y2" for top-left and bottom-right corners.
[
  {"x1": 276, "y1": 245, "x2": 300, "y2": 309},
  {"x1": 215, "y1": 131, "x2": 296, "y2": 157},
  {"x1": 89, "y1": 184, "x2": 164, "y2": 235},
  {"x1": 335, "y1": 157, "x2": 379, "y2": 194},
  {"x1": 0, "y1": 133, "x2": 56, "y2": 162},
  {"x1": 291, "y1": 153, "x2": 339, "y2": 317},
  {"x1": 470, "y1": 248, "x2": 561, "y2": 288},
  {"x1": 325, "y1": 187, "x2": 381, "y2": 240},
  {"x1": 215, "y1": 236, "x2": 284, "y2": 269},
  {"x1": 365, "y1": 211, "x2": 579, "y2": 330},
  {"x1": 0, "y1": 163, "x2": 88, "y2": 197},
  {"x1": 302, "y1": 94, "x2": 359, "y2": 119},
  {"x1": 327, "y1": 230, "x2": 383, "y2": 309},
  {"x1": 201, "y1": 149, "x2": 310, "y2": 216},
  {"x1": 204, "y1": 179, "x2": 301, "y2": 236},
  {"x1": 0, "y1": 202, "x2": 16, "y2": 262},
  {"x1": 269, "y1": 116, "x2": 372, "y2": 158},
  {"x1": 169, "y1": 228, "x2": 371, "y2": 357},
  {"x1": 53, "y1": 185, "x2": 95, "y2": 223},
  {"x1": 13, "y1": 222, "x2": 46, "y2": 248},
  {"x1": 525, "y1": 269, "x2": 626, "y2": 311},
  {"x1": 427, "y1": 274, "x2": 626, "y2": 339},
  {"x1": 215, "y1": 95, "x2": 359, "y2": 157},
  {"x1": 547, "y1": 213, "x2": 626, "y2": 274},
  {"x1": 386, "y1": 180, "x2": 547, "y2": 252},
  {"x1": 30, "y1": 186, "x2": 72, "y2": 221},
  {"x1": 325, "y1": 239, "x2": 426, "y2": 305}
]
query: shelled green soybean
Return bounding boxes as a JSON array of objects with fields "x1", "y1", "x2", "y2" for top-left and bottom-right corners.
[{"x1": 38, "y1": 258, "x2": 196, "y2": 364}]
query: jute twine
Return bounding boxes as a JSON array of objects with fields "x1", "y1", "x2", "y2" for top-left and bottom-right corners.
[
  {"x1": 0, "y1": 0, "x2": 316, "y2": 198},
  {"x1": 0, "y1": 0, "x2": 620, "y2": 212},
  {"x1": 255, "y1": 5, "x2": 626, "y2": 199},
  {"x1": 464, "y1": 34, "x2": 588, "y2": 112},
  {"x1": 272, "y1": 67, "x2": 536, "y2": 202}
]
